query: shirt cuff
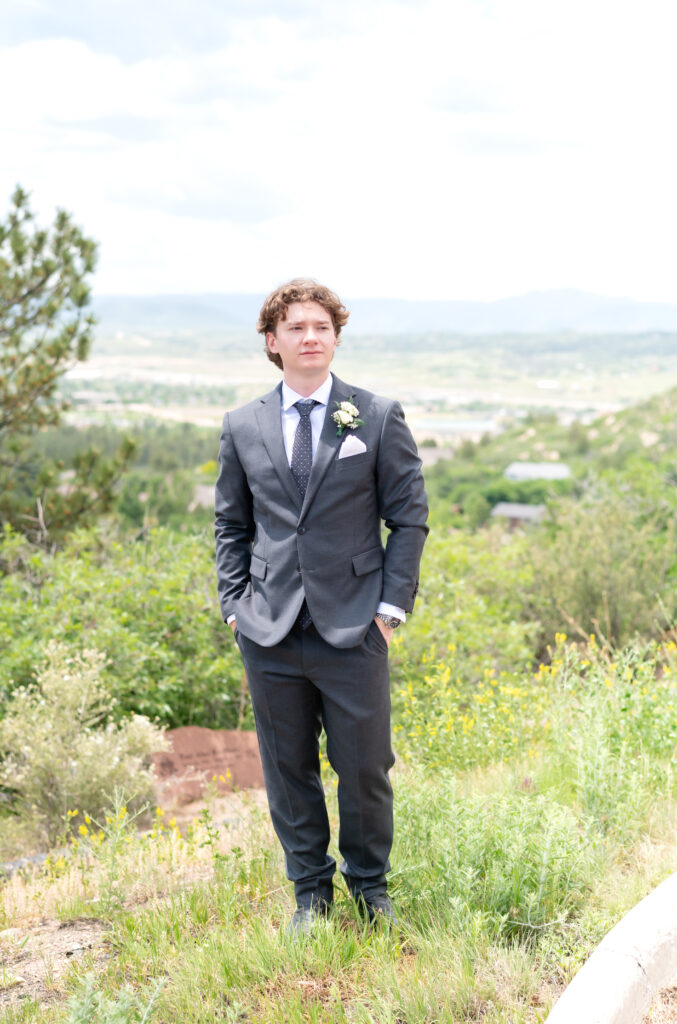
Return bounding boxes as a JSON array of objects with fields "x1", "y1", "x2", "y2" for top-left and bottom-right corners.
[
  {"x1": 226, "y1": 614, "x2": 236, "y2": 625},
  {"x1": 376, "y1": 602, "x2": 406, "y2": 623}
]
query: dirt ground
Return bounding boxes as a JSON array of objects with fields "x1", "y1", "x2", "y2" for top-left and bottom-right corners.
[
  {"x1": 645, "y1": 987, "x2": 677, "y2": 1024},
  {"x1": 0, "y1": 787, "x2": 267, "y2": 1010},
  {"x1": 0, "y1": 919, "x2": 108, "y2": 1007}
]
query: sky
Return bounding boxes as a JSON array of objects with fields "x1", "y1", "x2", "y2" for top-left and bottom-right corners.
[{"x1": 2, "y1": 0, "x2": 676, "y2": 302}]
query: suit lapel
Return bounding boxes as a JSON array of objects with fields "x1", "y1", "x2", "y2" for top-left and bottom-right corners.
[
  {"x1": 300, "y1": 375, "x2": 351, "y2": 519},
  {"x1": 255, "y1": 384, "x2": 303, "y2": 512}
]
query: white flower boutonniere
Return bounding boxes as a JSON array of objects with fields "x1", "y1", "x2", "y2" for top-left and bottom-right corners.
[{"x1": 332, "y1": 397, "x2": 365, "y2": 437}]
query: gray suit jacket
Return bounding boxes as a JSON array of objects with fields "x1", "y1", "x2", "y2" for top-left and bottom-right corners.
[{"x1": 214, "y1": 373, "x2": 428, "y2": 648}]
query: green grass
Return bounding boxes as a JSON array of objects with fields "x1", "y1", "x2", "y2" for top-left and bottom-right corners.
[
  {"x1": 2, "y1": 632, "x2": 676, "y2": 1022},
  {"x1": 2, "y1": 755, "x2": 676, "y2": 1021}
]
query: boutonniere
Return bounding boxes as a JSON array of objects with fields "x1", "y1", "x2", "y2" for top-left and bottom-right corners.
[{"x1": 332, "y1": 397, "x2": 365, "y2": 437}]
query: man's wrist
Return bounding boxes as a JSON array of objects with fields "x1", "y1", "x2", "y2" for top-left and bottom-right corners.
[
  {"x1": 376, "y1": 602, "x2": 406, "y2": 624},
  {"x1": 375, "y1": 612, "x2": 401, "y2": 630}
]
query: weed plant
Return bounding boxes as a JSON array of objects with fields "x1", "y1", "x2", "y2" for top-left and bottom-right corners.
[
  {"x1": 0, "y1": 643, "x2": 165, "y2": 850},
  {"x1": 393, "y1": 633, "x2": 677, "y2": 822}
]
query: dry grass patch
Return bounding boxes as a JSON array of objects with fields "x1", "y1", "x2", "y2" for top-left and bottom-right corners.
[
  {"x1": 0, "y1": 919, "x2": 108, "y2": 1009},
  {"x1": 1, "y1": 789, "x2": 270, "y2": 930},
  {"x1": 645, "y1": 987, "x2": 677, "y2": 1024}
]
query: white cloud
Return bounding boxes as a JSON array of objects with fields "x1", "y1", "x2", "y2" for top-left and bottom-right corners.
[{"x1": 1, "y1": 0, "x2": 676, "y2": 301}]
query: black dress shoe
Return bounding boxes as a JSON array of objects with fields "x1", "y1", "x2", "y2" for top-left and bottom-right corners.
[
  {"x1": 286, "y1": 906, "x2": 317, "y2": 937},
  {"x1": 359, "y1": 893, "x2": 398, "y2": 926},
  {"x1": 286, "y1": 901, "x2": 331, "y2": 938}
]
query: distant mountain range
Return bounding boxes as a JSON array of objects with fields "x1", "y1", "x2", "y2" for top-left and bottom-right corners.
[{"x1": 93, "y1": 289, "x2": 677, "y2": 335}]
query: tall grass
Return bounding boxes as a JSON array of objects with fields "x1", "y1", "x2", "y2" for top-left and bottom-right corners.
[{"x1": 2, "y1": 635, "x2": 676, "y2": 1022}]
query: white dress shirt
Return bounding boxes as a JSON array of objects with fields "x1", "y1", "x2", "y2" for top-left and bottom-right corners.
[
  {"x1": 280, "y1": 375, "x2": 333, "y2": 463},
  {"x1": 228, "y1": 372, "x2": 405, "y2": 625}
]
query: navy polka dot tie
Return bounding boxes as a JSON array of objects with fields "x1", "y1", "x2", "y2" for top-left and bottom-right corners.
[
  {"x1": 291, "y1": 399, "x2": 318, "y2": 629},
  {"x1": 291, "y1": 400, "x2": 318, "y2": 498}
]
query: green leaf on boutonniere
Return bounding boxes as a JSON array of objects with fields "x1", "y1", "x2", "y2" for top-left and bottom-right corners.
[{"x1": 332, "y1": 397, "x2": 365, "y2": 437}]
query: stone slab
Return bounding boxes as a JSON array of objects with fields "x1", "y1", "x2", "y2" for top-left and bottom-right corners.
[
  {"x1": 546, "y1": 872, "x2": 677, "y2": 1024},
  {"x1": 548, "y1": 949, "x2": 650, "y2": 1024},
  {"x1": 151, "y1": 726, "x2": 264, "y2": 805}
]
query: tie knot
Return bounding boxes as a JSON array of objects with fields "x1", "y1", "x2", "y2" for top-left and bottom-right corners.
[{"x1": 294, "y1": 399, "x2": 318, "y2": 419}]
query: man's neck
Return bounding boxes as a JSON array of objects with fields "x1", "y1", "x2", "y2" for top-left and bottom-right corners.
[{"x1": 282, "y1": 371, "x2": 331, "y2": 398}]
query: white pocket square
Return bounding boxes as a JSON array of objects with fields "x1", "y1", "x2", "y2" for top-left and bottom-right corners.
[{"x1": 338, "y1": 435, "x2": 367, "y2": 459}]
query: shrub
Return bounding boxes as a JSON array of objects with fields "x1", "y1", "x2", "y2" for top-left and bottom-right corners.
[
  {"x1": 66, "y1": 974, "x2": 152, "y2": 1024},
  {"x1": 0, "y1": 524, "x2": 247, "y2": 729},
  {"x1": 534, "y1": 637, "x2": 677, "y2": 840},
  {"x1": 464, "y1": 492, "x2": 491, "y2": 529},
  {"x1": 392, "y1": 530, "x2": 538, "y2": 694},
  {"x1": 393, "y1": 656, "x2": 549, "y2": 771},
  {"x1": 523, "y1": 482, "x2": 677, "y2": 648},
  {"x1": 394, "y1": 769, "x2": 599, "y2": 942},
  {"x1": 394, "y1": 629, "x2": 677, "y2": 845},
  {"x1": 0, "y1": 641, "x2": 166, "y2": 845}
]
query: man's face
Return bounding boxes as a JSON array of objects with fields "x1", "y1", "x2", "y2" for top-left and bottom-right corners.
[{"x1": 266, "y1": 301, "x2": 337, "y2": 378}]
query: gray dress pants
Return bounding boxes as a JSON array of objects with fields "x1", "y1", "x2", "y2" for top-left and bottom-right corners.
[{"x1": 236, "y1": 618, "x2": 394, "y2": 907}]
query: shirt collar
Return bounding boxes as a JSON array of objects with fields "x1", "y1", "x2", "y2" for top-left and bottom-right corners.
[{"x1": 281, "y1": 373, "x2": 333, "y2": 412}]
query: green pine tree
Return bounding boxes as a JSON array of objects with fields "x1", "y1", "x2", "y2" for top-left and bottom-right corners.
[{"x1": 0, "y1": 186, "x2": 134, "y2": 544}]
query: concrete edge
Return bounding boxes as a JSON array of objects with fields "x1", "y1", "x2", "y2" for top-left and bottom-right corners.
[{"x1": 545, "y1": 871, "x2": 677, "y2": 1024}]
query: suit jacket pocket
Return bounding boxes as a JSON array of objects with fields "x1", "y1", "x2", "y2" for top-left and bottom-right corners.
[
  {"x1": 334, "y1": 449, "x2": 372, "y2": 471},
  {"x1": 352, "y1": 546, "x2": 384, "y2": 576},
  {"x1": 249, "y1": 554, "x2": 267, "y2": 580}
]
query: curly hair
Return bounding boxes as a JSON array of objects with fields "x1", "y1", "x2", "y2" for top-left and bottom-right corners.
[{"x1": 257, "y1": 278, "x2": 350, "y2": 370}]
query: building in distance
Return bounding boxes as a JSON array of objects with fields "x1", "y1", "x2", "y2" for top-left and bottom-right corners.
[
  {"x1": 490, "y1": 502, "x2": 546, "y2": 530},
  {"x1": 504, "y1": 461, "x2": 572, "y2": 482}
]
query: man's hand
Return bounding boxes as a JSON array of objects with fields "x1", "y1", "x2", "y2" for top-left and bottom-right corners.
[
  {"x1": 229, "y1": 619, "x2": 237, "y2": 633},
  {"x1": 374, "y1": 616, "x2": 393, "y2": 648}
]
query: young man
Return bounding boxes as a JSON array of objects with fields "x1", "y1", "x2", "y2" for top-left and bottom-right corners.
[{"x1": 214, "y1": 279, "x2": 428, "y2": 934}]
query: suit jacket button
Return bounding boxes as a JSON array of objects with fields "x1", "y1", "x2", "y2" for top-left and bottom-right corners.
[
  {"x1": 297, "y1": 526, "x2": 306, "y2": 534},
  {"x1": 296, "y1": 564, "x2": 301, "y2": 573}
]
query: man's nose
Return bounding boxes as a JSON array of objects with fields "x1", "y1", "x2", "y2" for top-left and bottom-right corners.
[{"x1": 303, "y1": 326, "x2": 317, "y2": 342}]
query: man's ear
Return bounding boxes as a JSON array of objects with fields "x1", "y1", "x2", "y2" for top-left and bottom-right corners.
[{"x1": 266, "y1": 331, "x2": 278, "y2": 353}]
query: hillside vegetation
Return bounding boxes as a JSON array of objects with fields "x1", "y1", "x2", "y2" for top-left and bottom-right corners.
[
  {"x1": 1, "y1": 382, "x2": 677, "y2": 1022},
  {"x1": 426, "y1": 383, "x2": 677, "y2": 521}
]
